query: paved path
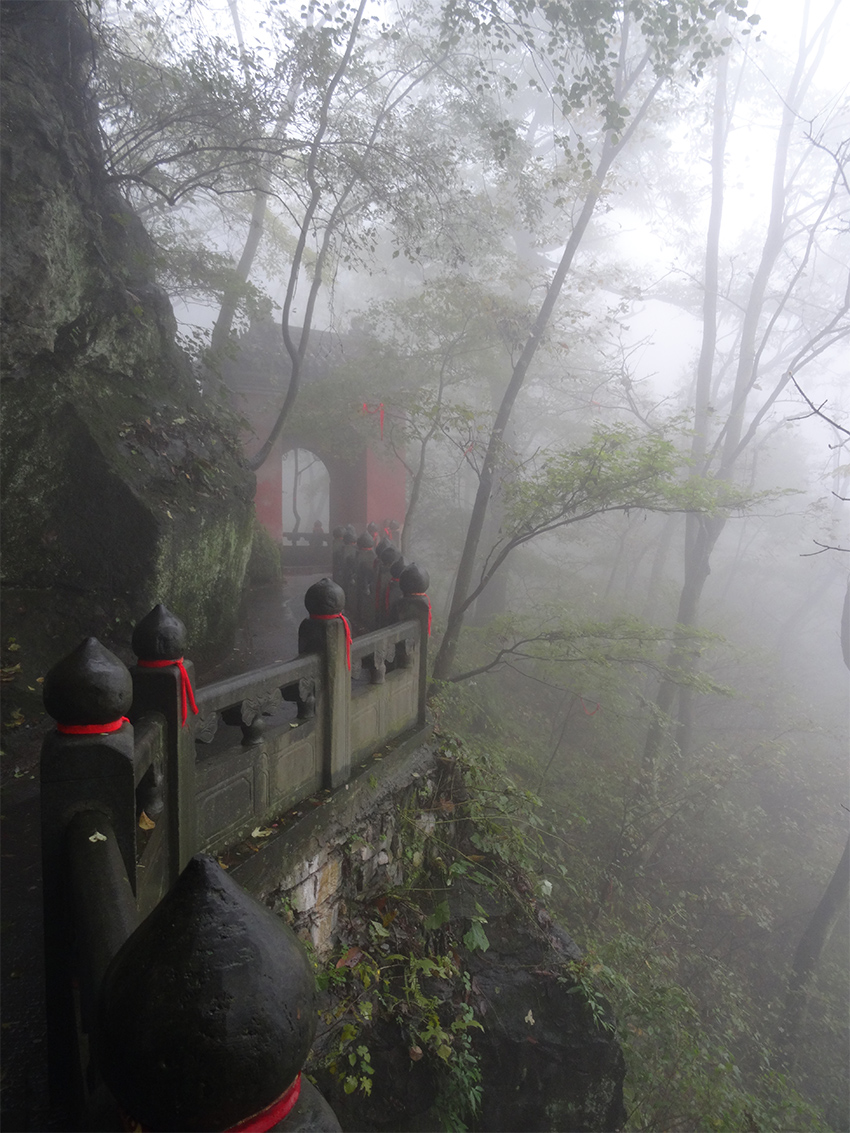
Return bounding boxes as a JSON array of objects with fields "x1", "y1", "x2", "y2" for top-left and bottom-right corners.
[{"x1": 0, "y1": 574, "x2": 322, "y2": 1131}]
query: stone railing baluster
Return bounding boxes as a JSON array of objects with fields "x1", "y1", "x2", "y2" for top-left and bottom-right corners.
[
  {"x1": 299, "y1": 578, "x2": 351, "y2": 789},
  {"x1": 131, "y1": 603, "x2": 198, "y2": 879},
  {"x1": 40, "y1": 636, "x2": 136, "y2": 1103}
]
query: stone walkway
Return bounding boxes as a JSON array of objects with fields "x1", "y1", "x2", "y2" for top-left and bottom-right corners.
[{"x1": 0, "y1": 574, "x2": 324, "y2": 1132}]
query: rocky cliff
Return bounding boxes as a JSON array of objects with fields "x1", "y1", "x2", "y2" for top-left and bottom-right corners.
[
  {"x1": 224, "y1": 738, "x2": 627, "y2": 1131},
  {"x1": 0, "y1": 0, "x2": 254, "y2": 669}
]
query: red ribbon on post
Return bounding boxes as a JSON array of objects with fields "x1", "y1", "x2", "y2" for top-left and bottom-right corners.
[
  {"x1": 121, "y1": 1074, "x2": 301, "y2": 1133},
  {"x1": 362, "y1": 402, "x2": 384, "y2": 439},
  {"x1": 57, "y1": 717, "x2": 130, "y2": 735},
  {"x1": 226, "y1": 1074, "x2": 301, "y2": 1133},
  {"x1": 136, "y1": 658, "x2": 198, "y2": 727},
  {"x1": 409, "y1": 593, "x2": 432, "y2": 636},
  {"x1": 310, "y1": 613, "x2": 352, "y2": 670}
]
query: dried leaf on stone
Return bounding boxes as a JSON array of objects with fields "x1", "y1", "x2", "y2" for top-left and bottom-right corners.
[
  {"x1": 251, "y1": 826, "x2": 273, "y2": 838},
  {"x1": 138, "y1": 811, "x2": 156, "y2": 831},
  {"x1": 88, "y1": 831, "x2": 107, "y2": 843}
]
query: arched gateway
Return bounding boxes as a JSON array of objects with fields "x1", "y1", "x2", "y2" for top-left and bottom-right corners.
[{"x1": 221, "y1": 321, "x2": 406, "y2": 545}]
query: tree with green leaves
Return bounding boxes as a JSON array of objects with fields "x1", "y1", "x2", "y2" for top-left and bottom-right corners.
[
  {"x1": 94, "y1": 0, "x2": 469, "y2": 462},
  {"x1": 430, "y1": 0, "x2": 758, "y2": 681}
]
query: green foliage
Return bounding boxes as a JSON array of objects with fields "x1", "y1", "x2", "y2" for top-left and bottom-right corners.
[
  {"x1": 314, "y1": 943, "x2": 483, "y2": 1130},
  {"x1": 439, "y1": 0, "x2": 752, "y2": 147},
  {"x1": 245, "y1": 517, "x2": 282, "y2": 585},
  {"x1": 503, "y1": 422, "x2": 756, "y2": 546},
  {"x1": 432, "y1": 621, "x2": 846, "y2": 1131}
]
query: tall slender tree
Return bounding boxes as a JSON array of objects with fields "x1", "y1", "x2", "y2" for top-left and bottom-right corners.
[
  {"x1": 431, "y1": 0, "x2": 754, "y2": 681},
  {"x1": 642, "y1": 0, "x2": 849, "y2": 774}
]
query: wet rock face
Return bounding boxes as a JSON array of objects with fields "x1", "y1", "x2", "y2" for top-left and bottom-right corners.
[
  {"x1": 466, "y1": 908, "x2": 626, "y2": 1132},
  {"x1": 284, "y1": 751, "x2": 626, "y2": 1133},
  {"x1": 0, "y1": 0, "x2": 254, "y2": 660}
]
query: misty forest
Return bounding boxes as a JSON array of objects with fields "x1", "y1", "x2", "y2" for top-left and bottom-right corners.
[{"x1": 2, "y1": 0, "x2": 849, "y2": 1129}]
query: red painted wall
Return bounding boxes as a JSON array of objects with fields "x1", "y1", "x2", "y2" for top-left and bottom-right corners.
[{"x1": 365, "y1": 447, "x2": 406, "y2": 530}]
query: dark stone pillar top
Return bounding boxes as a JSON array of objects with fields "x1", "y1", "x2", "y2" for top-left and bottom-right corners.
[
  {"x1": 42, "y1": 637, "x2": 132, "y2": 727},
  {"x1": 96, "y1": 853, "x2": 317, "y2": 1133}
]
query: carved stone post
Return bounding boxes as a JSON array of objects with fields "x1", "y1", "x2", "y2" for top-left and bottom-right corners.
[
  {"x1": 298, "y1": 578, "x2": 352, "y2": 790},
  {"x1": 331, "y1": 524, "x2": 345, "y2": 586},
  {"x1": 40, "y1": 637, "x2": 135, "y2": 1103},
  {"x1": 96, "y1": 853, "x2": 341, "y2": 1131},
  {"x1": 353, "y1": 530, "x2": 376, "y2": 633},
  {"x1": 340, "y1": 527, "x2": 357, "y2": 613},
  {"x1": 131, "y1": 603, "x2": 198, "y2": 880},
  {"x1": 375, "y1": 543, "x2": 401, "y2": 629},
  {"x1": 395, "y1": 563, "x2": 431, "y2": 730}
]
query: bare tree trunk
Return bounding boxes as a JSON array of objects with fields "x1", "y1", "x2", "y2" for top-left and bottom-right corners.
[
  {"x1": 431, "y1": 122, "x2": 637, "y2": 681},
  {"x1": 778, "y1": 835, "x2": 850, "y2": 1073},
  {"x1": 643, "y1": 5, "x2": 839, "y2": 769}
]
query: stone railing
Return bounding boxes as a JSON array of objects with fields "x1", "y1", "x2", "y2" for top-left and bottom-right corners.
[{"x1": 39, "y1": 576, "x2": 432, "y2": 1129}]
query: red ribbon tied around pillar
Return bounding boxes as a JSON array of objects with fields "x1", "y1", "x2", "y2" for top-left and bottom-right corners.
[
  {"x1": 409, "y1": 593, "x2": 432, "y2": 636},
  {"x1": 311, "y1": 613, "x2": 352, "y2": 670},
  {"x1": 121, "y1": 1074, "x2": 301, "y2": 1133},
  {"x1": 57, "y1": 717, "x2": 130, "y2": 735},
  {"x1": 137, "y1": 657, "x2": 199, "y2": 727},
  {"x1": 362, "y1": 402, "x2": 384, "y2": 439},
  {"x1": 226, "y1": 1073, "x2": 301, "y2": 1132}
]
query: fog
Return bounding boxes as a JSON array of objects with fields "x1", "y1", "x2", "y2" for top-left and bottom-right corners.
[{"x1": 94, "y1": 0, "x2": 848, "y2": 1126}]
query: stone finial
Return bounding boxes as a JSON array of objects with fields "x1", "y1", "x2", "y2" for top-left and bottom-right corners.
[
  {"x1": 42, "y1": 637, "x2": 132, "y2": 726},
  {"x1": 400, "y1": 563, "x2": 430, "y2": 595},
  {"x1": 379, "y1": 543, "x2": 399, "y2": 566},
  {"x1": 390, "y1": 554, "x2": 406, "y2": 579},
  {"x1": 332, "y1": 525, "x2": 345, "y2": 538},
  {"x1": 131, "y1": 603, "x2": 187, "y2": 660},
  {"x1": 304, "y1": 577, "x2": 345, "y2": 616},
  {"x1": 356, "y1": 531, "x2": 374, "y2": 550},
  {"x1": 96, "y1": 854, "x2": 317, "y2": 1133},
  {"x1": 342, "y1": 527, "x2": 357, "y2": 545}
]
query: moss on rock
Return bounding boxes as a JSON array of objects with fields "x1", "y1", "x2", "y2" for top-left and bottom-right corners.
[{"x1": 0, "y1": 0, "x2": 255, "y2": 660}]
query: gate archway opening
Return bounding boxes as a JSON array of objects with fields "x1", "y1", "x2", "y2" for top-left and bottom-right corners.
[{"x1": 282, "y1": 447, "x2": 330, "y2": 542}]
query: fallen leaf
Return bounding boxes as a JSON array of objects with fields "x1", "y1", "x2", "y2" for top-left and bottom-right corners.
[
  {"x1": 524, "y1": 1009, "x2": 535, "y2": 1025},
  {"x1": 336, "y1": 946, "x2": 364, "y2": 969},
  {"x1": 88, "y1": 831, "x2": 107, "y2": 843},
  {"x1": 409, "y1": 1045, "x2": 423, "y2": 1061},
  {"x1": 1, "y1": 665, "x2": 21, "y2": 681},
  {"x1": 251, "y1": 826, "x2": 273, "y2": 838},
  {"x1": 217, "y1": 859, "x2": 229, "y2": 870},
  {"x1": 138, "y1": 811, "x2": 156, "y2": 831}
]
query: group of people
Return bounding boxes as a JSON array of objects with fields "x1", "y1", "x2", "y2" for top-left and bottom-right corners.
[{"x1": 331, "y1": 520, "x2": 405, "y2": 634}]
